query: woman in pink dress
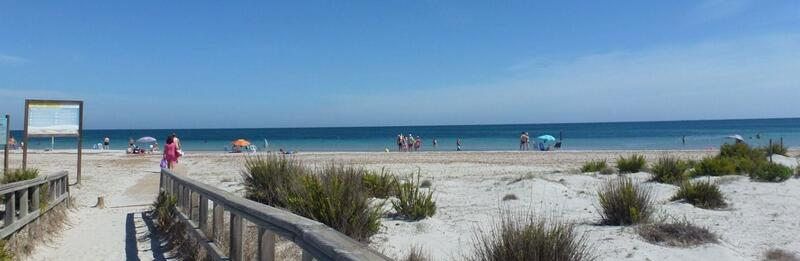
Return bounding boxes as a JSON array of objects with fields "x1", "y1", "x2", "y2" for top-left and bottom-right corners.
[{"x1": 163, "y1": 135, "x2": 180, "y2": 169}]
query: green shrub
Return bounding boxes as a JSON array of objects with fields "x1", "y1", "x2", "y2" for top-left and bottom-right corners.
[
  {"x1": 650, "y1": 156, "x2": 689, "y2": 184},
  {"x1": 616, "y1": 155, "x2": 646, "y2": 174},
  {"x1": 392, "y1": 174, "x2": 437, "y2": 221},
  {"x1": 749, "y1": 161, "x2": 793, "y2": 182},
  {"x1": 241, "y1": 155, "x2": 383, "y2": 242},
  {"x1": 581, "y1": 160, "x2": 607, "y2": 173},
  {"x1": 362, "y1": 168, "x2": 398, "y2": 198},
  {"x1": 691, "y1": 157, "x2": 737, "y2": 177},
  {"x1": 637, "y1": 219, "x2": 717, "y2": 247},
  {"x1": 0, "y1": 240, "x2": 13, "y2": 261},
  {"x1": 466, "y1": 212, "x2": 595, "y2": 261},
  {"x1": 1, "y1": 168, "x2": 39, "y2": 184},
  {"x1": 241, "y1": 155, "x2": 307, "y2": 208},
  {"x1": 152, "y1": 192, "x2": 179, "y2": 233},
  {"x1": 763, "y1": 249, "x2": 799, "y2": 261},
  {"x1": 671, "y1": 180, "x2": 726, "y2": 209},
  {"x1": 290, "y1": 165, "x2": 382, "y2": 242},
  {"x1": 720, "y1": 143, "x2": 765, "y2": 161},
  {"x1": 502, "y1": 194, "x2": 518, "y2": 201},
  {"x1": 596, "y1": 178, "x2": 653, "y2": 225},
  {"x1": 762, "y1": 142, "x2": 788, "y2": 156}
]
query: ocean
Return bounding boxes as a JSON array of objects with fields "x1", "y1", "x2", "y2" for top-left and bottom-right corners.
[{"x1": 10, "y1": 118, "x2": 800, "y2": 152}]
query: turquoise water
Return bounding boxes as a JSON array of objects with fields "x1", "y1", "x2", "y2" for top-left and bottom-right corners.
[{"x1": 11, "y1": 118, "x2": 800, "y2": 152}]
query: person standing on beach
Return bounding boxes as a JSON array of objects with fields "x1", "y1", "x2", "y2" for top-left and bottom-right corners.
[
  {"x1": 414, "y1": 136, "x2": 422, "y2": 151},
  {"x1": 519, "y1": 132, "x2": 529, "y2": 151},
  {"x1": 163, "y1": 135, "x2": 180, "y2": 170},
  {"x1": 432, "y1": 138, "x2": 438, "y2": 149},
  {"x1": 397, "y1": 134, "x2": 404, "y2": 152},
  {"x1": 103, "y1": 137, "x2": 110, "y2": 150},
  {"x1": 682, "y1": 135, "x2": 686, "y2": 146},
  {"x1": 456, "y1": 138, "x2": 462, "y2": 151}
]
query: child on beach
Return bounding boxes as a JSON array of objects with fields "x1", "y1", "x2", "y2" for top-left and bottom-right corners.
[{"x1": 456, "y1": 138, "x2": 462, "y2": 151}]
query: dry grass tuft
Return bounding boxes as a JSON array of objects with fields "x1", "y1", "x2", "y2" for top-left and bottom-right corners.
[
  {"x1": 402, "y1": 245, "x2": 432, "y2": 261},
  {"x1": 764, "y1": 249, "x2": 800, "y2": 261},
  {"x1": 466, "y1": 211, "x2": 595, "y2": 261},
  {"x1": 637, "y1": 219, "x2": 717, "y2": 247}
]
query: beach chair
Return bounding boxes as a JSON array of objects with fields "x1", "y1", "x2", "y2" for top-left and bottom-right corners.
[
  {"x1": 554, "y1": 141, "x2": 562, "y2": 150},
  {"x1": 538, "y1": 142, "x2": 547, "y2": 151}
]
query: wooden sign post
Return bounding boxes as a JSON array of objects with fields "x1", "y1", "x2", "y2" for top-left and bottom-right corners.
[
  {"x1": 2, "y1": 114, "x2": 8, "y2": 175},
  {"x1": 22, "y1": 100, "x2": 84, "y2": 184}
]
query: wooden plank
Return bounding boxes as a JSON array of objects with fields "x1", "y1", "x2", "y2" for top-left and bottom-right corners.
[
  {"x1": 199, "y1": 195, "x2": 208, "y2": 233},
  {"x1": 257, "y1": 227, "x2": 276, "y2": 261},
  {"x1": 230, "y1": 213, "x2": 244, "y2": 261},
  {"x1": 302, "y1": 250, "x2": 313, "y2": 261},
  {"x1": 212, "y1": 202, "x2": 223, "y2": 241},
  {"x1": 31, "y1": 185, "x2": 40, "y2": 213},
  {"x1": 0, "y1": 171, "x2": 68, "y2": 195},
  {"x1": 173, "y1": 207, "x2": 227, "y2": 261},
  {"x1": 4, "y1": 192, "x2": 14, "y2": 227},
  {"x1": 18, "y1": 189, "x2": 28, "y2": 218}
]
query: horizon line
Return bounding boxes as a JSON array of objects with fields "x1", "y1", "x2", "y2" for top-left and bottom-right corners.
[{"x1": 9, "y1": 116, "x2": 799, "y2": 132}]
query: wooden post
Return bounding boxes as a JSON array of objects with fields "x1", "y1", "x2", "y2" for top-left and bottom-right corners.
[
  {"x1": 31, "y1": 185, "x2": 40, "y2": 213},
  {"x1": 3, "y1": 114, "x2": 8, "y2": 175},
  {"x1": 18, "y1": 189, "x2": 28, "y2": 218},
  {"x1": 230, "y1": 213, "x2": 244, "y2": 261},
  {"x1": 302, "y1": 250, "x2": 313, "y2": 261},
  {"x1": 77, "y1": 100, "x2": 83, "y2": 185},
  {"x1": 4, "y1": 193, "x2": 15, "y2": 226},
  {"x1": 198, "y1": 195, "x2": 208, "y2": 233},
  {"x1": 22, "y1": 101, "x2": 29, "y2": 170},
  {"x1": 212, "y1": 202, "x2": 223, "y2": 241},
  {"x1": 257, "y1": 227, "x2": 276, "y2": 261},
  {"x1": 187, "y1": 190, "x2": 194, "y2": 220},
  {"x1": 769, "y1": 139, "x2": 773, "y2": 163}
]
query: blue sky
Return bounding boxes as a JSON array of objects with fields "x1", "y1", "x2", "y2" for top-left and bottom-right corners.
[{"x1": 1, "y1": 1, "x2": 799, "y2": 129}]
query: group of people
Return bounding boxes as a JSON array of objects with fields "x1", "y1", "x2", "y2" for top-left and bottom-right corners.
[
  {"x1": 162, "y1": 133, "x2": 182, "y2": 170},
  {"x1": 394, "y1": 133, "x2": 463, "y2": 151},
  {"x1": 396, "y1": 133, "x2": 424, "y2": 152}
]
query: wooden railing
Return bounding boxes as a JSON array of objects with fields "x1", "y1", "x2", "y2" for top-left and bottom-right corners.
[
  {"x1": 0, "y1": 171, "x2": 70, "y2": 239},
  {"x1": 159, "y1": 168, "x2": 391, "y2": 261}
]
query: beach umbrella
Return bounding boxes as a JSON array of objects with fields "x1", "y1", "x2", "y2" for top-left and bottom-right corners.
[
  {"x1": 726, "y1": 135, "x2": 744, "y2": 141},
  {"x1": 232, "y1": 139, "x2": 251, "y2": 147},
  {"x1": 537, "y1": 135, "x2": 557, "y2": 142},
  {"x1": 137, "y1": 136, "x2": 157, "y2": 143}
]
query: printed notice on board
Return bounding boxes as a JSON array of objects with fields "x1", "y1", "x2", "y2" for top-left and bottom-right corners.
[{"x1": 28, "y1": 101, "x2": 80, "y2": 136}]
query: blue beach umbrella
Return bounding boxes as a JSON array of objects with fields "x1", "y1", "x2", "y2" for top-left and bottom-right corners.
[{"x1": 537, "y1": 135, "x2": 557, "y2": 142}]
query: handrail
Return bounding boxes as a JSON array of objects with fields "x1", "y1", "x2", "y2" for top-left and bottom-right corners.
[
  {"x1": 160, "y1": 168, "x2": 391, "y2": 261},
  {"x1": 1, "y1": 171, "x2": 70, "y2": 239}
]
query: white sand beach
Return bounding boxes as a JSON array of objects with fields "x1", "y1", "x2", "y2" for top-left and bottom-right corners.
[{"x1": 9, "y1": 149, "x2": 800, "y2": 260}]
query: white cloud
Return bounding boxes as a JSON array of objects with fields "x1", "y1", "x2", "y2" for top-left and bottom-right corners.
[
  {"x1": 328, "y1": 33, "x2": 800, "y2": 125},
  {"x1": 0, "y1": 54, "x2": 31, "y2": 64},
  {"x1": 687, "y1": 0, "x2": 753, "y2": 23}
]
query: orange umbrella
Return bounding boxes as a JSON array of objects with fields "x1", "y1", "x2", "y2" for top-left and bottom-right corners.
[{"x1": 231, "y1": 139, "x2": 251, "y2": 147}]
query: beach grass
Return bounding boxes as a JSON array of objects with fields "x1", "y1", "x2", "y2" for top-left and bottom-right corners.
[
  {"x1": 1, "y1": 168, "x2": 39, "y2": 184},
  {"x1": 402, "y1": 245, "x2": 432, "y2": 261},
  {"x1": 466, "y1": 212, "x2": 595, "y2": 261},
  {"x1": 596, "y1": 178, "x2": 653, "y2": 225},
  {"x1": 616, "y1": 155, "x2": 647, "y2": 174},
  {"x1": 392, "y1": 173, "x2": 437, "y2": 221},
  {"x1": 650, "y1": 156, "x2": 689, "y2": 184},
  {"x1": 362, "y1": 168, "x2": 399, "y2": 199},
  {"x1": 580, "y1": 160, "x2": 607, "y2": 173},
  {"x1": 241, "y1": 155, "x2": 383, "y2": 242},
  {"x1": 763, "y1": 248, "x2": 800, "y2": 261},
  {"x1": 637, "y1": 219, "x2": 717, "y2": 247},
  {"x1": 671, "y1": 180, "x2": 726, "y2": 209}
]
